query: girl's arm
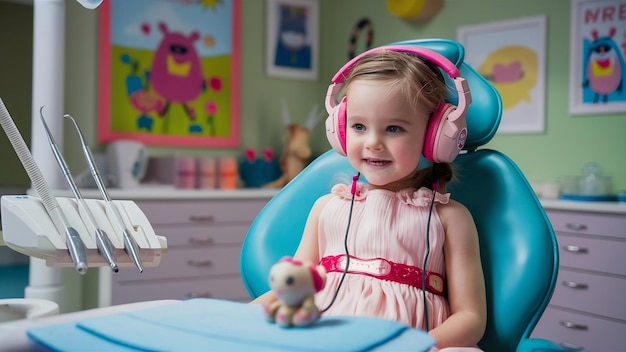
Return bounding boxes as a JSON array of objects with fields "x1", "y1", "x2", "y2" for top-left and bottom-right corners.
[
  {"x1": 250, "y1": 194, "x2": 332, "y2": 305},
  {"x1": 428, "y1": 200, "x2": 487, "y2": 348}
]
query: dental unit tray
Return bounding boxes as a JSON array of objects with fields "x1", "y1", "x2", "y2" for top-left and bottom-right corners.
[
  {"x1": 0, "y1": 97, "x2": 167, "y2": 272},
  {"x1": 1, "y1": 195, "x2": 166, "y2": 269}
]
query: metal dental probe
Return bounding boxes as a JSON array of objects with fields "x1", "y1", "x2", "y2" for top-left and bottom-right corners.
[
  {"x1": 40, "y1": 107, "x2": 119, "y2": 273},
  {"x1": 0, "y1": 98, "x2": 88, "y2": 274},
  {"x1": 64, "y1": 114, "x2": 144, "y2": 272}
]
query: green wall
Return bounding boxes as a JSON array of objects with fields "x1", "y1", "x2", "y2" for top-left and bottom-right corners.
[
  {"x1": 2, "y1": 0, "x2": 625, "y2": 191},
  {"x1": 318, "y1": 0, "x2": 625, "y2": 192},
  {"x1": 1, "y1": 0, "x2": 625, "y2": 311}
]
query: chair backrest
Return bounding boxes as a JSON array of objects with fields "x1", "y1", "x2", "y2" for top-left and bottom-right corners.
[{"x1": 240, "y1": 39, "x2": 558, "y2": 352}]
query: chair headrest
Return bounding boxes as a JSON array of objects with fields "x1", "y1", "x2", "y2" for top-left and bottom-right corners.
[{"x1": 391, "y1": 39, "x2": 502, "y2": 150}]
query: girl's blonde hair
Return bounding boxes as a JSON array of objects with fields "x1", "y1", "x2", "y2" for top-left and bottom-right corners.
[{"x1": 341, "y1": 49, "x2": 455, "y2": 191}]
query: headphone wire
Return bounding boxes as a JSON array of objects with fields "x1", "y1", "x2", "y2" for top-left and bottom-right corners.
[
  {"x1": 321, "y1": 172, "x2": 359, "y2": 313},
  {"x1": 421, "y1": 182, "x2": 438, "y2": 332}
]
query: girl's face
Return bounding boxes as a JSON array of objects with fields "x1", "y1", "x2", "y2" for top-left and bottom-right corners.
[{"x1": 345, "y1": 80, "x2": 429, "y2": 191}]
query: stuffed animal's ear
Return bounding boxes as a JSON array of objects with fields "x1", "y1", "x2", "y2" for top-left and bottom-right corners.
[
  {"x1": 304, "y1": 105, "x2": 322, "y2": 131},
  {"x1": 310, "y1": 265, "x2": 327, "y2": 292},
  {"x1": 280, "y1": 97, "x2": 290, "y2": 126}
]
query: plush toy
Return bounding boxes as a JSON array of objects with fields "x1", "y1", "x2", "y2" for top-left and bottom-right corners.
[
  {"x1": 263, "y1": 99, "x2": 320, "y2": 188},
  {"x1": 263, "y1": 256, "x2": 327, "y2": 328}
]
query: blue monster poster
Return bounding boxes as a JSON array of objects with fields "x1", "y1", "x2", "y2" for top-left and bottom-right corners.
[{"x1": 570, "y1": 0, "x2": 626, "y2": 114}]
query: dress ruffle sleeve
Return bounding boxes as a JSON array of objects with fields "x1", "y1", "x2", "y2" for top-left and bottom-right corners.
[
  {"x1": 330, "y1": 183, "x2": 368, "y2": 201},
  {"x1": 331, "y1": 183, "x2": 450, "y2": 207},
  {"x1": 396, "y1": 187, "x2": 450, "y2": 207}
]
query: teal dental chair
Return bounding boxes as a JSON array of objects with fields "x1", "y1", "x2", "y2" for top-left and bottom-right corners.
[{"x1": 241, "y1": 39, "x2": 564, "y2": 352}]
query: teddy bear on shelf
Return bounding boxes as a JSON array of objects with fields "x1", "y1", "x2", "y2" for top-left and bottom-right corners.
[
  {"x1": 263, "y1": 98, "x2": 321, "y2": 188},
  {"x1": 263, "y1": 256, "x2": 327, "y2": 328}
]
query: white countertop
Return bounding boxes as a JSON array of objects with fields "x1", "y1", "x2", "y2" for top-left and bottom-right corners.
[
  {"x1": 540, "y1": 198, "x2": 626, "y2": 215},
  {"x1": 13, "y1": 187, "x2": 626, "y2": 214},
  {"x1": 24, "y1": 186, "x2": 280, "y2": 200}
]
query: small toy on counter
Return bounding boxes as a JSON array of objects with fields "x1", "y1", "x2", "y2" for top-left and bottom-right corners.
[
  {"x1": 263, "y1": 256, "x2": 327, "y2": 328},
  {"x1": 263, "y1": 98, "x2": 321, "y2": 188},
  {"x1": 238, "y1": 147, "x2": 280, "y2": 188}
]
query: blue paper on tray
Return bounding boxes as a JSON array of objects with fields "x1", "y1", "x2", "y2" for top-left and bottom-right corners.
[{"x1": 27, "y1": 298, "x2": 434, "y2": 352}]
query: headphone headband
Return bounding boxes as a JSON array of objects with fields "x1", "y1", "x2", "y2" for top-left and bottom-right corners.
[
  {"x1": 325, "y1": 43, "x2": 471, "y2": 163},
  {"x1": 331, "y1": 45, "x2": 461, "y2": 83}
]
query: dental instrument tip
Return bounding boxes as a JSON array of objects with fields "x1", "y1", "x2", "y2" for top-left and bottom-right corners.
[
  {"x1": 76, "y1": 262, "x2": 88, "y2": 274},
  {"x1": 111, "y1": 264, "x2": 119, "y2": 273},
  {"x1": 122, "y1": 230, "x2": 144, "y2": 273}
]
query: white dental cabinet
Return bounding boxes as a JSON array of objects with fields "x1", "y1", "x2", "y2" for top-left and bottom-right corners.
[
  {"x1": 532, "y1": 199, "x2": 626, "y2": 352},
  {"x1": 4, "y1": 186, "x2": 625, "y2": 351},
  {"x1": 77, "y1": 188, "x2": 277, "y2": 307}
]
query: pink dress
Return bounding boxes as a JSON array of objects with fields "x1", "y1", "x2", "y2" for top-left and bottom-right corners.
[{"x1": 314, "y1": 183, "x2": 482, "y2": 352}]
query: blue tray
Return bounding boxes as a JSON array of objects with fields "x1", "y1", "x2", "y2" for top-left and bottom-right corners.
[{"x1": 559, "y1": 194, "x2": 617, "y2": 202}]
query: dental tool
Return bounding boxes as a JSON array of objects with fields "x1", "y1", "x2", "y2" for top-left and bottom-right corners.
[
  {"x1": 0, "y1": 98, "x2": 88, "y2": 274},
  {"x1": 39, "y1": 107, "x2": 119, "y2": 273},
  {"x1": 64, "y1": 114, "x2": 144, "y2": 272}
]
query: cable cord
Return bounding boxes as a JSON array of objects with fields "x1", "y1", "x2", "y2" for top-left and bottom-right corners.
[
  {"x1": 421, "y1": 182, "x2": 438, "y2": 332},
  {"x1": 321, "y1": 172, "x2": 360, "y2": 313}
]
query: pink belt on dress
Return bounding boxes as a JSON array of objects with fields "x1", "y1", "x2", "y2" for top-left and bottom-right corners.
[{"x1": 319, "y1": 254, "x2": 445, "y2": 296}]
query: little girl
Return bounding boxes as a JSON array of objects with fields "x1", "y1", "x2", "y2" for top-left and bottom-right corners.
[{"x1": 253, "y1": 47, "x2": 486, "y2": 351}]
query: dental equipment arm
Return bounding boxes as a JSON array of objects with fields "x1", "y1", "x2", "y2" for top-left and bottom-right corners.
[
  {"x1": 0, "y1": 99, "x2": 88, "y2": 274},
  {"x1": 40, "y1": 107, "x2": 119, "y2": 273}
]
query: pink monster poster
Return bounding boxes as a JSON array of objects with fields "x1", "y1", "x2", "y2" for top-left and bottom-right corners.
[{"x1": 98, "y1": 0, "x2": 240, "y2": 147}]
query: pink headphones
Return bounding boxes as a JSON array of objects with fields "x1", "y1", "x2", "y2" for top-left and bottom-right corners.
[{"x1": 324, "y1": 45, "x2": 472, "y2": 163}]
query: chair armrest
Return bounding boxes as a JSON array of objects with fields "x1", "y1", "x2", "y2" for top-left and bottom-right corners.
[{"x1": 517, "y1": 338, "x2": 588, "y2": 352}]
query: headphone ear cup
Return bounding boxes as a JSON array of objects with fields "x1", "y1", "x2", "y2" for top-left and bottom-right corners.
[
  {"x1": 423, "y1": 103, "x2": 468, "y2": 163},
  {"x1": 325, "y1": 97, "x2": 348, "y2": 156}
]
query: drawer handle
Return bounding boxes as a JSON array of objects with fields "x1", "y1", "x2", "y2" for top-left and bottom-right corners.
[
  {"x1": 559, "y1": 342, "x2": 585, "y2": 351},
  {"x1": 563, "y1": 245, "x2": 588, "y2": 254},
  {"x1": 562, "y1": 281, "x2": 588, "y2": 290},
  {"x1": 559, "y1": 320, "x2": 588, "y2": 331},
  {"x1": 187, "y1": 260, "x2": 213, "y2": 267},
  {"x1": 188, "y1": 237, "x2": 214, "y2": 246},
  {"x1": 565, "y1": 223, "x2": 587, "y2": 231},
  {"x1": 189, "y1": 215, "x2": 215, "y2": 222},
  {"x1": 186, "y1": 291, "x2": 212, "y2": 298}
]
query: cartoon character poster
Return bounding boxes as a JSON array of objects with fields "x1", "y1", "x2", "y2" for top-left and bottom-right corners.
[
  {"x1": 570, "y1": 0, "x2": 626, "y2": 115},
  {"x1": 458, "y1": 16, "x2": 547, "y2": 134},
  {"x1": 265, "y1": 0, "x2": 319, "y2": 80},
  {"x1": 98, "y1": 0, "x2": 240, "y2": 147}
]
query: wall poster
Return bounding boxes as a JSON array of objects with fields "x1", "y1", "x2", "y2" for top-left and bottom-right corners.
[
  {"x1": 458, "y1": 16, "x2": 547, "y2": 134},
  {"x1": 569, "y1": 0, "x2": 626, "y2": 115},
  {"x1": 98, "y1": 0, "x2": 241, "y2": 147}
]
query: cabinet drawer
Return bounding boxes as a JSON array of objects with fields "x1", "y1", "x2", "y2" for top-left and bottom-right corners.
[
  {"x1": 153, "y1": 223, "x2": 250, "y2": 247},
  {"x1": 552, "y1": 268, "x2": 626, "y2": 320},
  {"x1": 137, "y1": 199, "x2": 267, "y2": 225},
  {"x1": 547, "y1": 211, "x2": 626, "y2": 239},
  {"x1": 114, "y1": 246, "x2": 241, "y2": 282},
  {"x1": 557, "y1": 233, "x2": 626, "y2": 276},
  {"x1": 532, "y1": 307, "x2": 626, "y2": 352},
  {"x1": 111, "y1": 276, "x2": 250, "y2": 305}
]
